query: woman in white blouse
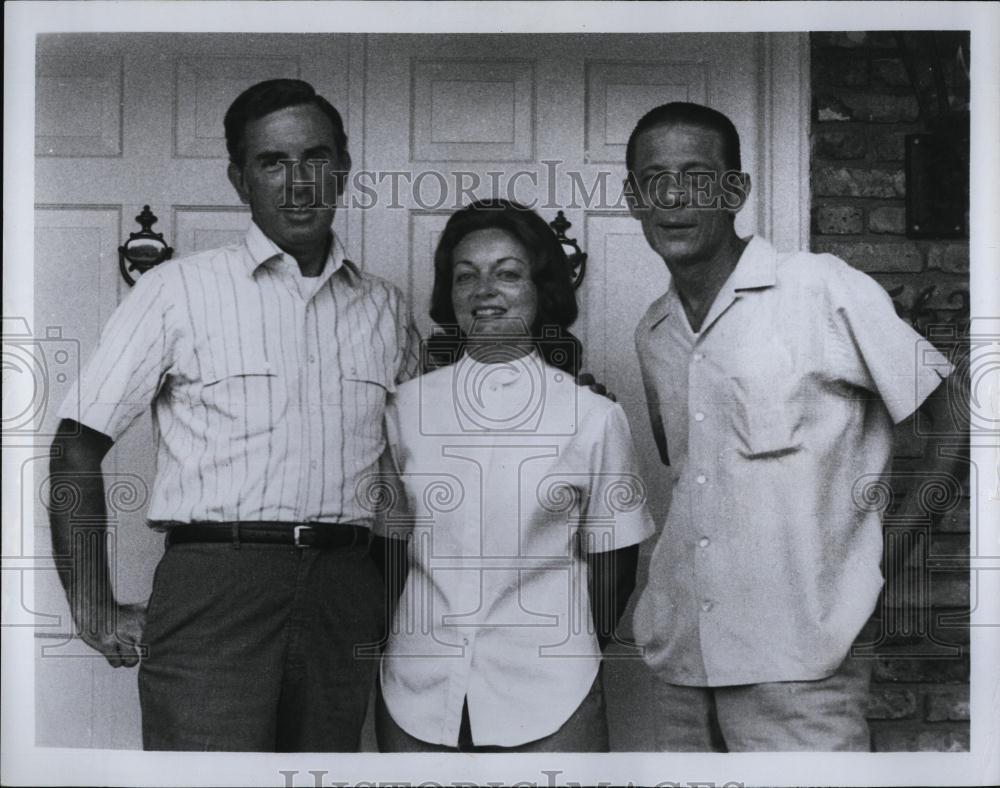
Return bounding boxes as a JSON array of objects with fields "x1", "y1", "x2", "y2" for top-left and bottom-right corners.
[{"x1": 372, "y1": 199, "x2": 654, "y2": 752}]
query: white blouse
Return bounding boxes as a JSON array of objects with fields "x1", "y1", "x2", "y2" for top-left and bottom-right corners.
[{"x1": 377, "y1": 351, "x2": 654, "y2": 747}]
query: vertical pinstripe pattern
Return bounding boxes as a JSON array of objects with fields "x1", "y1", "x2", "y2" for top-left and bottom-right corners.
[{"x1": 59, "y1": 222, "x2": 421, "y2": 526}]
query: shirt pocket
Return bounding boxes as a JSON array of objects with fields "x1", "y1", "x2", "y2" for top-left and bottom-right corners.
[
  {"x1": 727, "y1": 349, "x2": 803, "y2": 459},
  {"x1": 197, "y1": 349, "x2": 282, "y2": 435},
  {"x1": 341, "y1": 370, "x2": 393, "y2": 442},
  {"x1": 730, "y1": 387, "x2": 802, "y2": 458}
]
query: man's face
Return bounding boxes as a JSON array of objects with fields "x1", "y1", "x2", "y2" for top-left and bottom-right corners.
[
  {"x1": 628, "y1": 121, "x2": 749, "y2": 268},
  {"x1": 227, "y1": 103, "x2": 346, "y2": 257}
]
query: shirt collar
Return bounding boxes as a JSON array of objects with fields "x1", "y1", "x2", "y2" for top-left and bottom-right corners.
[
  {"x1": 458, "y1": 348, "x2": 544, "y2": 387},
  {"x1": 728, "y1": 235, "x2": 777, "y2": 292},
  {"x1": 645, "y1": 235, "x2": 776, "y2": 330},
  {"x1": 242, "y1": 220, "x2": 360, "y2": 283}
]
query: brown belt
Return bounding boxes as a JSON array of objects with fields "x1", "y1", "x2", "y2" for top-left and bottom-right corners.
[{"x1": 163, "y1": 522, "x2": 371, "y2": 549}]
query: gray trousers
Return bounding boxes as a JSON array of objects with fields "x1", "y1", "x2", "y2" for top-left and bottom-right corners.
[
  {"x1": 138, "y1": 540, "x2": 384, "y2": 751},
  {"x1": 650, "y1": 645, "x2": 873, "y2": 751}
]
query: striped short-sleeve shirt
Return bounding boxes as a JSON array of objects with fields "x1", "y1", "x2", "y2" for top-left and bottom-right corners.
[{"x1": 59, "y1": 221, "x2": 421, "y2": 525}]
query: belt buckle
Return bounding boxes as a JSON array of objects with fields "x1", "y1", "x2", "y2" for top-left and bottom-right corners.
[{"x1": 293, "y1": 524, "x2": 313, "y2": 548}]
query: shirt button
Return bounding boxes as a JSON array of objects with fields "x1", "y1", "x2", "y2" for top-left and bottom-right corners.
[
  {"x1": 701, "y1": 600, "x2": 714, "y2": 612},
  {"x1": 310, "y1": 460, "x2": 318, "y2": 470},
  {"x1": 694, "y1": 411, "x2": 705, "y2": 422},
  {"x1": 309, "y1": 354, "x2": 317, "y2": 363},
  {"x1": 696, "y1": 474, "x2": 707, "y2": 485},
  {"x1": 693, "y1": 352, "x2": 704, "y2": 362},
  {"x1": 699, "y1": 537, "x2": 710, "y2": 548}
]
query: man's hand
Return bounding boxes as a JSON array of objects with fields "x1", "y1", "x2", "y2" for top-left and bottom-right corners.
[
  {"x1": 576, "y1": 371, "x2": 617, "y2": 402},
  {"x1": 75, "y1": 601, "x2": 148, "y2": 668}
]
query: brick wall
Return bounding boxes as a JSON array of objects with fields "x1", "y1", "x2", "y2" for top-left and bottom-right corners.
[{"x1": 810, "y1": 31, "x2": 970, "y2": 752}]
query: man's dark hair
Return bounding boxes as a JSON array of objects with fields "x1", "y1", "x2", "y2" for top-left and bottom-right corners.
[
  {"x1": 625, "y1": 102, "x2": 742, "y2": 174},
  {"x1": 426, "y1": 199, "x2": 581, "y2": 376},
  {"x1": 224, "y1": 78, "x2": 349, "y2": 167}
]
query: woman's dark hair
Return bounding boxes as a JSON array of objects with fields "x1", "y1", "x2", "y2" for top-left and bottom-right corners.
[
  {"x1": 425, "y1": 199, "x2": 582, "y2": 376},
  {"x1": 224, "y1": 78, "x2": 349, "y2": 169}
]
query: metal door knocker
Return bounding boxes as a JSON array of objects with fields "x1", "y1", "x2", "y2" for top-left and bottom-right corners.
[
  {"x1": 549, "y1": 211, "x2": 587, "y2": 289},
  {"x1": 119, "y1": 205, "x2": 174, "y2": 286}
]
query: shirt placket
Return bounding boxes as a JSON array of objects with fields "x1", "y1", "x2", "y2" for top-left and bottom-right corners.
[
  {"x1": 444, "y1": 620, "x2": 475, "y2": 745},
  {"x1": 260, "y1": 260, "x2": 304, "y2": 522},
  {"x1": 443, "y1": 376, "x2": 512, "y2": 746},
  {"x1": 284, "y1": 266, "x2": 315, "y2": 521},
  {"x1": 686, "y1": 334, "x2": 720, "y2": 679},
  {"x1": 464, "y1": 422, "x2": 508, "y2": 746},
  {"x1": 436, "y1": 451, "x2": 487, "y2": 747},
  {"x1": 304, "y1": 288, "x2": 329, "y2": 520}
]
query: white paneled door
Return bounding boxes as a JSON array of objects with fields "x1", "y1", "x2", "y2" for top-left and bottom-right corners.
[
  {"x1": 32, "y1": 32, "x2": 807, "y2": 749},
  {"x1": 363, "y1": 32, "x2": 808, "y2": 527}
]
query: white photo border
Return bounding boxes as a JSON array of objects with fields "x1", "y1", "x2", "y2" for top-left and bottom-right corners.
[{"x1": 3, "y1": 2, "x2": 998, "y2": 786}]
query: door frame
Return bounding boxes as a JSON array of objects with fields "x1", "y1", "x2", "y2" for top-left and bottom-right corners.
[{"x1": 757, "y1": 32, "x2": 812, "y2": 253}]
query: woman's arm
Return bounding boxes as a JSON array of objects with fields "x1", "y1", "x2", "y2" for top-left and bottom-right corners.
[
  {"x1": 587, "y1": 543, "x2": 640, "y2": 652},
  {"x1": 581, "y1": 403, "x2": 655, "y2": 652}
]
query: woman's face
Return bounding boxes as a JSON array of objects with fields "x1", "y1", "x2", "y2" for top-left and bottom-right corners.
[{"x1": 450, "y1": 227, "x2": 538, "y2": 341}]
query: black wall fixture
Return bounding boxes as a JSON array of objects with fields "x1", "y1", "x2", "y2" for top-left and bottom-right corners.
[
  {"x1": 549, "y1": 211, "x2": 587, "y2": 289},
  {"x1": 897, "y1": 31, "x2": 970, "y2": 239},
  {"x1": 119, "y1": 205, "x2": 174, "y2": 286}
]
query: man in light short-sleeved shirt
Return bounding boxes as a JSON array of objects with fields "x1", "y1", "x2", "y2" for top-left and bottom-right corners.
[
  {"x1": 624, "y1": 102, "x2": 960, "y2": 751},
  {"x1": 48, "y1": 79, "x2": 420, "y2": 751}
]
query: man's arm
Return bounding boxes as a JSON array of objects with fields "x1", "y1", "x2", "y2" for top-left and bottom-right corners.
[
  {"x1": 887, "y1": 374, "x2": 969, "y2": 570},
  {"x1": 49, "y1": 418, "x2": 146, "y2": 667},
  {"x1": 575, "y1": 371, "x2": 617, "y2": 402},
  {"x1": 371, "y1": 534, "x2": 409, "y2": 613},
  {"x1": 638, "y1": 365, "x2": 669, "y2": 466},
  {"x1": 367, "y1": 422, "x2": 412, "y2": 625}
]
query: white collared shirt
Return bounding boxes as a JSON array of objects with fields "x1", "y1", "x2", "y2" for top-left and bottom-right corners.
[
  {"x1": 631, "y1": 236, "x2": 953, "y2": 686},
  {"x1": 378, "y1": 352, "x2": 654, "y2": 747},
  {"x1": 59, "y1": 221, "x2": 421, "y2": 524}
]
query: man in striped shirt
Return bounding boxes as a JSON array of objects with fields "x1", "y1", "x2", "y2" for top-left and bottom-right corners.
[{"x1": 49, "y1": 79, "x2": 420, "y2": 751}]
